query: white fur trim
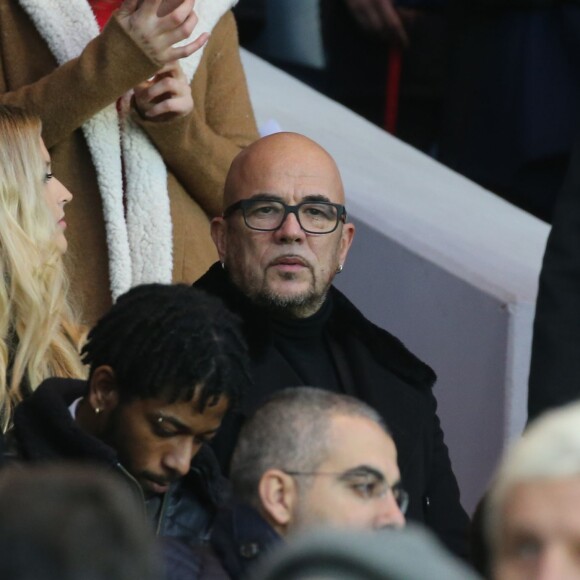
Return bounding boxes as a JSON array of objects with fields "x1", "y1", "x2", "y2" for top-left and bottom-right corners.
[{"x1": 18, "y1": 0, "x2": 235, "y2": 298}]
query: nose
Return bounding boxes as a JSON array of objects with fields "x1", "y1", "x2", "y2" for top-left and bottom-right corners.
[
  {"x1": 56, "y1": 178, "x2": 73, "y2": 205},
  {"x1": 274, "y1": 209, "x2": 306, "y2": 243},
  {"x1": 162, "y1": 440, "x2": 199, "y2": 478},
  {"x1": 375, "y1": 491, "x2": 406, "y2": 529}
]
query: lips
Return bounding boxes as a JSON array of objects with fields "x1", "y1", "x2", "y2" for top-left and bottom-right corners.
[
  {"x1": 143, "y1": 475, "x2": 172, "y2": 495},
  {"x1": 270, "y1": 255, "x2": 309, "y2": 268}
]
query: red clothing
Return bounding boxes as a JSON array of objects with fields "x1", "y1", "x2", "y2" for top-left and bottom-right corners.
[{"x1": 89, "y1": 0, "x2": 123, "y2": 30}]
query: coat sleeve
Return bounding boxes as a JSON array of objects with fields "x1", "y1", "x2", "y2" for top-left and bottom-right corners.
[
  {"x1": 0, "y1": 15, "x2": 160, "y2": 149},
  {"x1": 131, "y1": 11, "x2": 259, "y2": 218},
  {"x1": 528, "y1": 133, "x2": 580, "y2": 420}
]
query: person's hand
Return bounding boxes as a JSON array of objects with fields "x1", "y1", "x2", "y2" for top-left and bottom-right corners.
[
  {"x1": 133, "y1": 61, "x2": 196, "y2": 121},
  {"x1": 116, "y1": 0, "x2": 209, "y2": 65},
  {"x1": 343, "y1": 0, "x2": 409, "y2": 47}
]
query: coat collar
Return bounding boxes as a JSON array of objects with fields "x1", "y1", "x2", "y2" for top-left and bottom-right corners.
[
  {"x1": 211, "y1": 502, "x2": 282, "y2": 579},
  {"x1": 195, "y1": 263, "x2": 436, "y2": 390},
  {"x1": 17, "y1": 0, "x2": 237, "y2": 299}
]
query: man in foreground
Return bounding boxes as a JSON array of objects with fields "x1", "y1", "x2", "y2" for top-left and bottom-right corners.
[
  {"x1": 3, "y1": 283, "x2": 251, "y2": 543},
  {"x1": 487, "y1": 401, "x2": 580, "y2": 580},
  {"x1": 195, "y1": 131, "x2": 469, "y2": 555},
  {"x1": 165, "y1": 387, "x2": 407, "y2": 579}
]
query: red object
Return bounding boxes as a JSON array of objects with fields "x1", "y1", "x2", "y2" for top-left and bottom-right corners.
[
  {"x1": 385, "y1": 48, "x2": 403, "y2": 134},
  {"x1": 89, "y1": 0, "x2": 123, "y2": 30}
]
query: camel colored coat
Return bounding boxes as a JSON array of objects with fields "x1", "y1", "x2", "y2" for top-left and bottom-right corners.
[{"x1": 0, "y1": 0, "x2": 258, "y2": 324}]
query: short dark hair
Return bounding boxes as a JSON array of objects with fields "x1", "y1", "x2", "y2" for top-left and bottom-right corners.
[
  {"x1": 230, "y1": 387, "x2": 387, "y2": 507},
  {"x1": 81, "y1": 284, "x2": 251, "y2": 410},
  {"x1": 0, "y1": 465, "x2": 161, "y2": 580}
]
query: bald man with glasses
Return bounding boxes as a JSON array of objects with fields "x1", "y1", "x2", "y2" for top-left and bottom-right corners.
[{"x1": 194, "y1": 132, "x2": 469, "y2": 557}]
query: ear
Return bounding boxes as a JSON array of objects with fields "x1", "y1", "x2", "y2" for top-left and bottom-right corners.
[
  {"x1": 338, "y1": 222, "x2": 355, "y2": 266},
  {"x1": 87, "y1": 365, "x2": 120, "y2": 417},
  {"x1": 258, "y1": 469, "x2": 299, "y2": 534},
  {"x1": 210, "y1": 216, "x2": 227, "y2": 262}
]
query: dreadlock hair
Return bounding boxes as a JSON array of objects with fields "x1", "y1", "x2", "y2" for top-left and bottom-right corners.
[{"x1": 81, "y1": 284, "x2": 251, "y2": 410}]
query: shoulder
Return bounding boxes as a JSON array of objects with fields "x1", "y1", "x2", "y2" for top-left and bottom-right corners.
[{"x1": 329, "y1": 287, "x2": 437, "y2": 391}]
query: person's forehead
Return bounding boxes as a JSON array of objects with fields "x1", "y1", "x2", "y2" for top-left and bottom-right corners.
[
  {"x1": 502, "y1": 477, "x2": 580, "y2": 536},
  {"x1": 226, "y1": 139, "x2": 345, "y2": 206},
  {"x1": 39, "y1": 136, "x2": 50, "y2": 162},
  {"x1": 321, "y1": 415, "x2": 398, "y2": 477}
]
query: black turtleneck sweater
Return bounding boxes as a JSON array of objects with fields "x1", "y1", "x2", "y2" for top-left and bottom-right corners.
[{"x1": 270, "y1": 294, "x2": 343, "y2": 394}]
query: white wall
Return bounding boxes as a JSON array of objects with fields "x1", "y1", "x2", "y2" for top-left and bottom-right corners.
[{"x1": 241, "y1": 51, "x2": 550, "y2": 513}]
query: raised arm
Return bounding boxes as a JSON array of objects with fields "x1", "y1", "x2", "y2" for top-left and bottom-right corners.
[
  {"x1": 0, "y1": 0, "x2": 207, "y2": 148},
  {"x1": 131, "y1": 11, "x2": 259, "y2": 217}
]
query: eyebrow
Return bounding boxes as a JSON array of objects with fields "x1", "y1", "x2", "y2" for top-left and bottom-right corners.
[
  {"x1": 154, "y1": 412, "x2": 221, "y2": 437},
  {"x1": 339, "y1": 465, "x2": 386, "y2": 482},
  {"x1": 154, "y1": 413, "x2": 189, "y2": 432},
  {"x1": 247, "y1": 193, "x2": 333, "y2": 204}
]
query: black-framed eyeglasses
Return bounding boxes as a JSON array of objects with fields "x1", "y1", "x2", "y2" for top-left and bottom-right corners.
[
  {"x1": 283, "y1": 467, "x2": 409, "y2": 515},
  {"x1": 223, "y1": 199, "x2": 347, "y2": 234}
]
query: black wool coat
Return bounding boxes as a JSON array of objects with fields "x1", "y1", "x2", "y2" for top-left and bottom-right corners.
[
  {"x1": 529, "y1": 129, "x2": 580, "y2": 420},
  {"x1": 195, "y1": 263, "x2": 469, "y2": 557}
]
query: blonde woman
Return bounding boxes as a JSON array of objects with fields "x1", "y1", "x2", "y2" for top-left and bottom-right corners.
[{"x1": 0, "y1": 105, "x2": 85, "y2": 431}]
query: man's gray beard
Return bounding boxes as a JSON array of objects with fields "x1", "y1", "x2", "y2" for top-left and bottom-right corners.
[
  {"x1": 253, "y1": 287, "x2": 326, "y2": 319},
  {"x1": 253, "y1": 270, "x2": 330, "y2": 318}
]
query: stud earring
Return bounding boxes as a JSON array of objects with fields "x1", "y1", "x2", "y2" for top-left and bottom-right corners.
[
  {"x1": 94, "y1": 407, "x2": 102, "y2": 415},
  {"x1": 336, "y1": 264, "x2": 343, "y2": 274}
]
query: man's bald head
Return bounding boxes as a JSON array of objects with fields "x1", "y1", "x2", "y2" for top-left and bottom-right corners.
[{"x1": 223, "y1": 132, "x2": 345, "y2": 209}]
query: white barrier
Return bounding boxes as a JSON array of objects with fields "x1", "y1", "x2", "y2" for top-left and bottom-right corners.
[{"x1": 241, "y1": 50, "x2": 550, "y2": 513}]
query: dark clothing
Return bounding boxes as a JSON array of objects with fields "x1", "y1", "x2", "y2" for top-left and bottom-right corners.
[
  {"x1": 162, "y1": 538, "x2": 230, "y2": 580},
  {"x1": 211, "y1": 503, "x2": 282, "y2": 580},
  {"x1": 3, "y1": 378, "x2": 229, "y2": 543},
  {"x1": 321, "y1": 0, "x2": 449, "y2": 151},
  {"x1": 270, "y1": 294, "x2": 342, "y2": 393},
  {"x1": 528, "y1": 132, "x2": 580, "y2": 420},
  {"x1": 163, "y1": 503, "x2": 280, "y2": 580},
  {"x1": 195, "y1": 263, "x2": 469, "y2": 557},
  {"x1": 440, "y1": 1, "x2": 580, "y2": 221}
]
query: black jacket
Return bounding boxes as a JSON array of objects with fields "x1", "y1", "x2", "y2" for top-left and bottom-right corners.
[
  {"x1": 195, "y1": 263, "x2": 469, "y2": 557},
  {"x1": 163, "y1": 503, "x2": 281, "y2": 580},
  {"x1": 528, "y1": 130, "x2": 580, "y2": 419},
  {"x1": 3, "y1": 378, "x2": 229, "y2": 543}
]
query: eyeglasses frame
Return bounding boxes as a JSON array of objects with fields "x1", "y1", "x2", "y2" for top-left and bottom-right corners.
[
  {"x1": 282, "y1": 469, "x2": 409, "y2": 515},
  {"x1": 222, "y1": 198, "x2": 348, "y2": 235}
]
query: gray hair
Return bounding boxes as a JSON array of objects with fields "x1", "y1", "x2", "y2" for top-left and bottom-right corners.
[
  {"x1": 486, "y1": 401, "x2": 580, "y2": 557},
  {"x1": 230, "y1": 387, "x2": 387, "y2": 507}
]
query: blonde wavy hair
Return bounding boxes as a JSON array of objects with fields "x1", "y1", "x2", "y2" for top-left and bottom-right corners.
[{"x1": 0, "y1": 105, "x2": 85, "y2": 431}]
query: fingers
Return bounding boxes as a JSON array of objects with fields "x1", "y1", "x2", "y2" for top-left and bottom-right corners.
[
  {"x1": 344, "y1": 0, "x2": 409, "y2": 47},
  {"x1": 169, "y1": 31, "x2": 209, "y2": 61},
  {"x1": 380, "y1": 0, "x2": 409, "y2": 47},
  {"x1": 117, "y1": 0, "x2": 208, "y2": 65},
  {"x1": 133, "y1": 62, "x2": 193, "y2": 119},
  {"x1": 140, "y1": 75, "x2": 184, "y2": 103},
  {"x1": 143, "y1": 94, "x2": 192, "y2": 119}
]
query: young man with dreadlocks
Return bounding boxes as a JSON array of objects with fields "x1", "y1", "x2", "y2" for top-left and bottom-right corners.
[{"x1": 2, "y1": 283, "x2": 251, "y2": 545}]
